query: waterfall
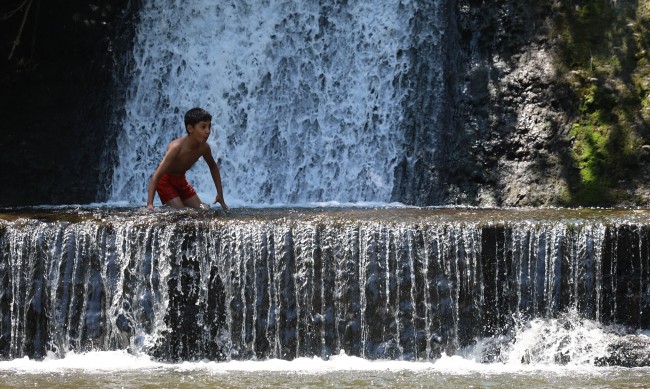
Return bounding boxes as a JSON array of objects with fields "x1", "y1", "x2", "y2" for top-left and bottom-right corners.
[
  {"x1": 1, "y1": 208, "x2": 648, "y2": 364},
  {"x1": 109, "y1": 0, "x2": 446, "y2": 205}
]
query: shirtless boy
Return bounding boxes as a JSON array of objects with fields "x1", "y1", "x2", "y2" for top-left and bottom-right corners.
[{"x1": 146, "y1": 107, "x2": 228, "y2": 210}]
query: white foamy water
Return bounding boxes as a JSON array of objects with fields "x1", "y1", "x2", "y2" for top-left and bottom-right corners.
[
  {"x1": 2, "y1": 349, "x2": 649, "y2": 389},
  {"x1": 0, "y1": 349, "x2": 637, "y2": 374},
  {"x1": 0, "y1": 350, "x2": 452, "y2": 374},
  {"x1": 110, "y1": 0, "x2": 444, "y2": 206},
  {"x1": 1, "y1": 314, "x2": 649, "y2": 387}
]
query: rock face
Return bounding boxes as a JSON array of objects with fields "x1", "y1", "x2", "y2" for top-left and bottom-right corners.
[
  {"x1": 0, "y1": 0, "x2": 137, "y2": 206},
  {"x1": 436, "y1": 1, "x2": 577, "y2": 206},
  {"x1": 446, "y1": 0, "x2": 650, "y2": 207}
]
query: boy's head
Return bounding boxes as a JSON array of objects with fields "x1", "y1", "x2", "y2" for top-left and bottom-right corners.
[{"x1": 184, "y1": 107, "x2": 212, "y2": 133}]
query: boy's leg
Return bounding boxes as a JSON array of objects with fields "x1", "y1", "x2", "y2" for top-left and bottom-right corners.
[
  {"x1": 164, "y1": 197, "x2": 185, "y2": 208},
  {"x1": 182, "y1": 194, "x2": 204, "y2": 209}
]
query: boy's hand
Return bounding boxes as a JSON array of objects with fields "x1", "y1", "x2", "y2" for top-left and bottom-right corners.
[{"x1": 213, "y1": 193, "x2": 228, "y2": 210}]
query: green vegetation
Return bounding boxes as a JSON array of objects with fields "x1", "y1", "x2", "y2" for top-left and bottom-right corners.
[{"x1": 553, "y1": 0, "x2": 650, "y2": 206}]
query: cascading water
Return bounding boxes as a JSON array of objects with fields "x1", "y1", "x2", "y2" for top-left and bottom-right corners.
[
  {"x1": 109, "y1": 0, "x2": 445, "y2": 205},
  {"x1": 1, "y1": 208, "x2": 648, "y2": 366}
]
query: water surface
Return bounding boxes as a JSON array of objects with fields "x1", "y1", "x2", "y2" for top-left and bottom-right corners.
[{"x1": 1, "y1": 351, "x2": 649, "y2": 388}]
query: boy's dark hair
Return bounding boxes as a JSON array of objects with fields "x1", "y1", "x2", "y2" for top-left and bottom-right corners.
[{"x1": 184, "y1": 107, "x2": 212, "y2": 130}]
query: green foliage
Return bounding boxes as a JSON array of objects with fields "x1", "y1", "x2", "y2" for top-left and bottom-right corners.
[
  {"x1": 569, "y1": 120, "x2": 611, "y2": 204},
  {"x1": 553, "y1": 0, "x2": 650, "y2": 206}
]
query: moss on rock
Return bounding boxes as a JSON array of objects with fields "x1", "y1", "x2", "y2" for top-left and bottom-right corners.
[{"x1": 553, "y1": 0, "x2": 650, "y2": 206}]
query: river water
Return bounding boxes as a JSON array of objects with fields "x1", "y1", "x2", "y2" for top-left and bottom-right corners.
[{"x1": 1, "y1": 350, "x2": 649, "y2": 388}]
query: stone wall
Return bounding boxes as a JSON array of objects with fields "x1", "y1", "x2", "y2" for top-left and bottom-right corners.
[
  {"x1": 1, "y1": 208, "x2": 648, "y2": 363},
  {"x1": 438, "y1": 1, "x2": 569, "y2": 206}
]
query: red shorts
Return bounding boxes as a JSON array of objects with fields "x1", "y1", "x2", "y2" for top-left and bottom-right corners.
[{"x1": 156, "y1": 172, "x2": 198, "y2": 204}]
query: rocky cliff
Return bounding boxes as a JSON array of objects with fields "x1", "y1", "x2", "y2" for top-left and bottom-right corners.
[{"x1": 446, "y1": 0, "x2": 650, "y2": 206}]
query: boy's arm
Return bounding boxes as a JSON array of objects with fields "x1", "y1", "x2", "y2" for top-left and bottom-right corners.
[
  {"x1": 146, "y1": 143, "x2": 178, "y2": 209},
  {"x1": 146, "y1": 168, "x2": 163, "y2": 210},
  {"x1": 203, "y1": 148, "x2": 228, "y2": 210}
]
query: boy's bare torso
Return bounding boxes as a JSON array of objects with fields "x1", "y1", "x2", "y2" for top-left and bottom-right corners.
[{"x1": 165, "y1": 136, "x2": 209, "y2": 176}]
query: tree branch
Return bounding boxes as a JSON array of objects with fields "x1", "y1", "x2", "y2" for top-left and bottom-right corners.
[
  {"x1": 7, "y1": 0, "x2": 33, "y2": 60},
  {"x1": 0, "y1": 0, "x2": 30, "y2": 21}
]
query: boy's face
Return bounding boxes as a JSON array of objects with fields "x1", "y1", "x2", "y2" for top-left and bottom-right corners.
[{"x1": 187, "y1": 120, "x2": 212, "y2": 143}]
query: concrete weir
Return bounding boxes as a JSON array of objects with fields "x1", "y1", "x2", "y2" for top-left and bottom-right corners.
[{"x1": 0, "y1": 207, "x2": 649, "y2": 365}]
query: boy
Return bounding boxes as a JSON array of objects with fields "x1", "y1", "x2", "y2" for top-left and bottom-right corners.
[{"x1": 146, "y1": 107, "x2": 228, "y2": 210}]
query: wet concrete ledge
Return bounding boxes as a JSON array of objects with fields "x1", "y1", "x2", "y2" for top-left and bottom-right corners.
[{"x1": 1, "y1": 206, "x2": 650, "y2": 225}]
